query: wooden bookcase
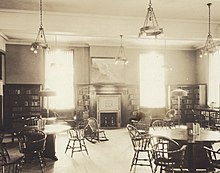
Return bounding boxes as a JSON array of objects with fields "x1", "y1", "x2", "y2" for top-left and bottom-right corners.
[
  {"x1": 3, "y1": 84, "x2": 41, "y2": 130},
  {"x1": 194, "y1": 108, "x2": 220, "y2": 128},
  {"x1": 76, "y1": 85, "x2": 90, "y2": 119},
  {"x1": 168, "y1": 84, "x2": 207, "y2": 124},
  {"x1": 127, "y1": 86, "x2": 139, "y2": 116}
]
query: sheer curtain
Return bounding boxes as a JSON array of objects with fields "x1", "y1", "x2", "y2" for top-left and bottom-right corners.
[
  {"x1": 45, "y1": 49, "x2": 74, "y2": 109},
  {"x1": 208, "y1": 51, "x2": 220, "y2": 107},
  {"x1": 139, "y1": 52, "x2": 165, "y2": 108}
]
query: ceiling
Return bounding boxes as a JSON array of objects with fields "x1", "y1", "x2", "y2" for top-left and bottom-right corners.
[{"x1": 1, "y1": 0, "x2": 220, "y2": 50}]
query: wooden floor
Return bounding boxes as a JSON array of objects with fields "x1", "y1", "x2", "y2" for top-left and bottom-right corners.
[
  {"x1": 5, "y1": 128, "x2": 152, "y2": 173},
  {"x1": 4, "y1": 128, "x2": 220, "y2": 173}
]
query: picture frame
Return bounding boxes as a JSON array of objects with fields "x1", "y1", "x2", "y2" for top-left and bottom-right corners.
[{"x1": 90, "y1": 57, "x2": 126, "y2": 84}]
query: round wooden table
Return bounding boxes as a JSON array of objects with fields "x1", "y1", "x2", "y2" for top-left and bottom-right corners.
[
  {"x1": 42, "y1": 123, "x2": 71, "y2": 161},
  {"x1": 150, "y1": 125, "x2": 220, "y2": 172},
  {"x1": 150, "y1": 125, "x2": 220, "y2": 143}
]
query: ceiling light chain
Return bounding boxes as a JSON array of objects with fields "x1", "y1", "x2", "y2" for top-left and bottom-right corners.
[
  {"x1": 40, "y1": 0, "x2": 43, "y2": 28},
  {"x1": 139, "y1": 0, "x2": 163, "y2": 38},
  {"x1": 30, "y1": 0, "x2": 49, "y2": 54},
  {"x1": 115, "y1": 35, "x2": 128, "y2": 65},
  {"x1": 200, "y1": 3, "x2": 217, "y2": 57}
]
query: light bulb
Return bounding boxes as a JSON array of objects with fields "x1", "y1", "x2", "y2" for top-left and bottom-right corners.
[
  {"x1": 125, "y1": 60, "x2": 128, "y2": 65},
  {"x1": 30, "y1": 46, "x2": 34, "y2": 51}
]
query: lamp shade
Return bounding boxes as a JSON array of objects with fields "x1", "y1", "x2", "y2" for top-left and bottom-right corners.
[
  {"x1": 38, "y1": 88, "x2": 56, "y2": 97},
  {"x1": 171, "y1": 89, "x2": 187, "y2": 97}
]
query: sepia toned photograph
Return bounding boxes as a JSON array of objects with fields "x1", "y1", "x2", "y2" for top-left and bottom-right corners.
[{"x1": 0, "y1": 0, "x2": 220, "y2": 173}]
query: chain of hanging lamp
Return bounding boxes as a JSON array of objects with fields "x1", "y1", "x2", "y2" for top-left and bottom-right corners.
[
  {"x1": 139, "y1": 0, "x2": 163, "y2": 38},
  {"x1": 30, "y1": 0, "x2": 49, "y2": 54},
  {"x1": 115, "y1": 35, "x2": 128, "y2": 65},
  {"x1": 200, "y1": 3, "x2": 216, "y2": 57}
]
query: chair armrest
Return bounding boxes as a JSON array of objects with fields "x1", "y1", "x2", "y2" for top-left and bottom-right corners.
[{"x1": 204, "y1": 146, "x2": 220, "y2": 154}]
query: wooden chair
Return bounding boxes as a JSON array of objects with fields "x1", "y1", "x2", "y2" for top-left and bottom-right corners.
[
  {"x1": 151, "y1": 120, "x2": 172, "y2": 130},
  {"x1": 65, "y1": 124, "x2": 88, "y2": 157},
  {"x1": 204, "y1": 146, "x2": 220, "y2": 172},
  {"x1": 127, "y1": 124, "x2": 153, "y2": 172},
  {"x1": 84, "y1": 117, "x2": 108, "y2": 143},
  {"x1": 150, "y1": 135, "x2": 187, "y2": 173},
  {"x1": 132, "y1": 116, "x2": 152, "y2": 136},
  {"x1": 1, "y1": 156, "x2": 24, "y2": 173},
  {"x1": 0, "y1": 133, "x2": 10, "y2": 163},
  {"x1": 24, "y1": 117, "x2": 39, "y2": 127},
  {"x1": 17, "y1": 129, "x2": 46, "y2": 173},
  {"x1": 0, "y1": 132, "x2": 24, "y2": 173}
]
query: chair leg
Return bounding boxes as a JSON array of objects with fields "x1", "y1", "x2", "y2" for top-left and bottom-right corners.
[
  {"x1": 71, "y1": 140, "x2": 76, "y2": 157},
  {"x1": 135, "y1": 151, "x2": 139, "y2": 166},
  {"x1": 130, "y1": 151, "x2": 137, "y2": 171},
  {"x1": 65, "y1": 140, "x2": 71, "y2": 153},
  {"x1": 81, "y1": 139, "x2": 88, "y2": 155},
  {"x1": 38, "y1": 152, "x2": 45, "y2": 173},
  {"x1": 147, "y1": 151, "x2": 153, "y2": 173},
  {"x1": 153, "y1": 165, "x2": 158, "y2": 173},
  {"x1": 160, "y1": 166, "x2": 163, "y2": 173}
]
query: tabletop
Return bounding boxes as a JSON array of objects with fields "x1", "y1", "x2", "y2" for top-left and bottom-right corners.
[
  {"x1": 43, "y1": 123, "x2": 71, "y2": 134},
  {"x1": 149, "y1": 125, "x2": 220, "y2": 143}
]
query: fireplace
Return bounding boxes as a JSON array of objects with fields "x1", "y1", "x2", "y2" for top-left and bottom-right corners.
[{"x1": 97, "y1": 95, "x2": 121, "y2": 128}]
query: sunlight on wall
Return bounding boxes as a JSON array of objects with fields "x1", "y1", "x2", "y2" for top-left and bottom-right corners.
[
  {"x1": 139, "y1": 52, "x2": 165, "y2": 108},
  {"x1": 45, "y1": 49, "x2": 74, "y2": 109}
]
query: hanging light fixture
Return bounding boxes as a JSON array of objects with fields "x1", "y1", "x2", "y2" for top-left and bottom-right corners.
[
  {"x1": 139, "y1": 0, "x2": 163, "y2": 38},
  {"x1": 115, "y1": 35, "x2": 128, "y2": 65},
  {"x1": 30, "y1": 0, "x2": 49, "y2": 54},
  {"x1": 200, "y1": 3, "x2": 217, "y2": 57}
]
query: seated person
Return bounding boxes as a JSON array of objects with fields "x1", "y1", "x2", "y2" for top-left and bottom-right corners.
[
  {"x1": 129, "y1": 111, "x2": 145, "y2": 124},
  {"x1": 129, "y1": 111, "x2": 152, "y2": 125},
  {"x1": 164, "y1": 109, "x2": 177, "y2": 120}
]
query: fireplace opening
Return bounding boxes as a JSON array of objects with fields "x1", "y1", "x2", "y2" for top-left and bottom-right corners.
[
  {"x1": 97, "y1": 94, "x2": 121, "y2": 128},
  {"x1": 100, "y1": 113, "x2": 117, "y2": 127}
]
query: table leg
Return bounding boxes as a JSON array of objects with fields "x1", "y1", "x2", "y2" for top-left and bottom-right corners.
[
  {"x1": 44, "y1": 134, "x2": 58, "y2": 161},
  {"x1": 187, "y1": 143, "x2": 196, "y2": 172},
  {"x1": 187, "y1": 143, "x2": 212, "y2": 172}
]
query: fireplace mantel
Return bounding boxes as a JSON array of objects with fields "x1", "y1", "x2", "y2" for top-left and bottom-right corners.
[{"x1": 97, "y1": 95, "x2": 121, "y2": 128}]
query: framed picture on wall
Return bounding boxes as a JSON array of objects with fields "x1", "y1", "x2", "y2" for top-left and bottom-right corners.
[{"x1": 91, "y1": 57, "x2": 126, "y2": 84}]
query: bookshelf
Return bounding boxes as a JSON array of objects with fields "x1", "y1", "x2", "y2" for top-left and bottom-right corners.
[
  {"x1": 3, "y1": 84, "x2": 41, "y2": 130},
  {"x1": 168, "y1": 84, "x2": 207, "y2": 123},
  {"x1": 76, "y1": 85, "x2": 90, "y2": 119},
  {"x1": 127, "y1": 86, "x2": 139, "y2": 117}
]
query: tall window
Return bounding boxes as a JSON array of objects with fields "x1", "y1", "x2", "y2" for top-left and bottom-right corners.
[
  {"x1": 208, "y1": 51, "x2": 220, "y2": 107},
  {"x1": 139, "y1": 52, "x2": 165, "y2": 108},
  {"x1": 45, "y1": 49, "x2": 74, "y2": 109}
]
